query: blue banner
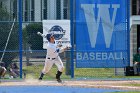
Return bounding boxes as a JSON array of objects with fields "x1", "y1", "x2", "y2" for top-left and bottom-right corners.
[{"x1": 76, "y1": 0, "x2": 129, "y2": 68}]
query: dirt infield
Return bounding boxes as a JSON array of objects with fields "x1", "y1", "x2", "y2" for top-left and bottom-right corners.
[{"x1": 0, "y1": 79, "x2": 140, "y2": 91}]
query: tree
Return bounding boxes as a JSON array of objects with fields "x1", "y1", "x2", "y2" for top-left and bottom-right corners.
[
  {"x1": 22, "y1": 23, "x2": 44, "y2": 66},
  {"x1": 25, "y1": 23, "x2": 43, "y2": 50}
]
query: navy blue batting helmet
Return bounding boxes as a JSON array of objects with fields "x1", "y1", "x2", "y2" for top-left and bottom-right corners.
[{"x1": 46, "y1": 33, "x2": 54, "y2": 41}]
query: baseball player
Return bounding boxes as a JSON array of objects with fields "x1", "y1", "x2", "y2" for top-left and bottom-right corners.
[
  {"x1": 38, "y1": 33, "x2": 69, "y2": 83},
  {"x1": 0, "y1": 66, "x2": 6, "y2": 78}
]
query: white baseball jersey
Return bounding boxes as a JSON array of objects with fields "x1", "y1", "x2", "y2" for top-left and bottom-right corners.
[
  {"x1": 46, "y1": 42, "x2": 63, "y2": 58},
  {"x1": 42, "y1": 42, "x2": 65, "y2": 74}
]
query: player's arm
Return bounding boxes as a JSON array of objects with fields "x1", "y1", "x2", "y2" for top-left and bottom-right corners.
[
  {"x1": 56, "y1": 45, "x2": 71, "y2": 53},
  {"x1": 58, "y1": 47, "x2": 68, "y2": 53}
]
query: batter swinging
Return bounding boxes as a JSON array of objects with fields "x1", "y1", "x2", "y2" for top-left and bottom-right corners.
[{"x1": 39, "y1": 33, "x2": 68, "y2": 83}]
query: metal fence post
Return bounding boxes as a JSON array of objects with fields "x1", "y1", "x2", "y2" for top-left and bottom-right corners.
[
  {"x1": 65, "y1": 50, "x2": 71, "y2": 75},
  {"x1": 19, "y1": 0, "x2": 23, "y2": 79},
  {"x1": 70, "y1": 0, "x2": 74, "y2": 78}
]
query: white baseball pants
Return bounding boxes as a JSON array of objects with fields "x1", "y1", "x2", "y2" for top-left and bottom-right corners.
[{"x1": 42, "y1": 56, "x2": 64, "y2": 74}]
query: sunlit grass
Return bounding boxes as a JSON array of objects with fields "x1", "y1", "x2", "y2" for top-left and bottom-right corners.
[{"x1": 22, "y1": 63, "x2": 140, "y2": 80}]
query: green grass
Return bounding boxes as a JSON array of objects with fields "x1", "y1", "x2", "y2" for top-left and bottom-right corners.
[
  {"x1": 22, "y1": 64, "x2": 116, "y2": 79},
  {"x1": 123, "y1": 83, "x2": 140, "y2": 87},
  {"x1": 74, "y1": 68, "x2": 114, "y2": 78},
  {"x1": 106, "y1": 92, "x2": 140, "y2": 93},
  {"x1": 21, "y1": 64, "x2": 140, "y2": 80},
  {"x1": 2, "y1": 63, "x2": 140, "y2": 80},
  {"x1": 22, "y1": 64, "x2": 71, "y2": 80}
]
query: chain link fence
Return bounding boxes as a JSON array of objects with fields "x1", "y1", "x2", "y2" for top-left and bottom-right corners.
[{"x1": 0, "y1": 0, "x2": 134, "y2": 80}]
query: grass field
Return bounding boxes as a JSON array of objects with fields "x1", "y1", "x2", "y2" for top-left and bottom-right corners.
[
  {"x1": 22, "y1": 64, "x2": 115, "y2": 79},
  {"x1": 22, "y1": 64, "x2": 140, "y2": 80}
]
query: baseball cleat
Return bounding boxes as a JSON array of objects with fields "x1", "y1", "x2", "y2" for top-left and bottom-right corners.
[
  {"x1": 38, "y1": 77, "x2": 42, "y2": 80},
  {"x1": 57, "y1": 79, "x2": 62, "y2": 83}
]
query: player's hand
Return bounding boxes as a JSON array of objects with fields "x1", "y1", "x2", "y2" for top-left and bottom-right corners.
[
  {"x1": 67, "y1": 44, "x2": 71, "y2": 49},
  {"x1": 57, "y1": 44, "x2": 62, "y2": 47},
  {"x1": 65, "y1": 44, "x2": 71, "y2": 50}
]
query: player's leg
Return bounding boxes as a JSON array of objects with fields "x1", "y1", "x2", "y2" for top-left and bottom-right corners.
[
  {"x1": 134, "y1": 62, "x2": 139, "y2": 75},
  {"x1": 0, "y1": 67, "x2": 4, "y2": 78},
  {"x1": 54, "y1": 56, "x2": 64, "y2": 83},
  {"x1": 39, "y1": 59, "x2": 53, "y2": 80}
]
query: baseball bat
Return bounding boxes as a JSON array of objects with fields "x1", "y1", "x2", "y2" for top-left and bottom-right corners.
[
  {"x1": 37, "y1": 32, "x2": 71, "y2": 49},
  {"x1": 37, "y1": 32, "x2": 46, "y2": 38}
]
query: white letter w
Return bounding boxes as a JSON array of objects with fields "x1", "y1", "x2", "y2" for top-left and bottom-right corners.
[{"x1": 81, "y1": 4, "x2": 120, "y2": 48}]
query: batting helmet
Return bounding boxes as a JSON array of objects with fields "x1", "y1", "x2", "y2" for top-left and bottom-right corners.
[{"x1": 46, "y1": 33, "x2": 54, "y2": 41}]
